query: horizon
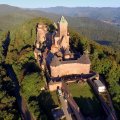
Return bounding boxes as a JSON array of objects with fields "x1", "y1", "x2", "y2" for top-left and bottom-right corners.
[
  {"x1": 1, "y1": 4, "x2": 120, "y2": 9},
  {"x1": 0, "y1": 0, "x2": 120, "y2": 8}
]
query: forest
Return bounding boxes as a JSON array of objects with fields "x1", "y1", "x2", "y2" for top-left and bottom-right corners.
[{"x1": 0, "y1": 17, "x2": 120, "y2": 119}]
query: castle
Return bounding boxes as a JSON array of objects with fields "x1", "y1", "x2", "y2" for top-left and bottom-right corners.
[
  {"x1": 33, "y1": 17, "x2": 117, "y2": 120},
  {"x1": 34, "y1": 16, "x2": 91, "y2": 80}
]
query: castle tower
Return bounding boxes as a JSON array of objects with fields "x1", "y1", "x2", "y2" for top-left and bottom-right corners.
[
  {"x1": 58, "y1": 16, "x2": 68, "y2": 37},
  {"x1": 37, "y1": 24, "x2": 47, "y2": 44},
  {"x1": 52, "y1": 16, "x2": 70, "y2": 52}
]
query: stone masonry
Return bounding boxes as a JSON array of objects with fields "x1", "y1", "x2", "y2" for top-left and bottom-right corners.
[{"x1": 34, "y1": 16, "x2": 91, "y2": 78}]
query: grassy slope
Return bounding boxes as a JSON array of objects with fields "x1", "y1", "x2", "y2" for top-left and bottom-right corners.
[{"x1": 50, "y1": 91, "x2": 60, "y2": 106}]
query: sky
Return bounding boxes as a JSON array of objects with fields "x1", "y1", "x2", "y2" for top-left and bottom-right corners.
[{"x1": 0, "y1": 0, "x2": 120, "y2": 8}]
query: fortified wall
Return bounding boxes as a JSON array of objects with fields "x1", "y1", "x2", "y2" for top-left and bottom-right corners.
[
  {"x1": 34, "y1": 16, "x2": 91, "y2": 79},
  {"x1": 50, "y1": 54, "x2": 90, "y2": 77}
]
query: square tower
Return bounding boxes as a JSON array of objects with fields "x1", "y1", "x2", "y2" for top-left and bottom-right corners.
[{"x1": 58, "y1": 16, "x2": 68, "y2": 37}]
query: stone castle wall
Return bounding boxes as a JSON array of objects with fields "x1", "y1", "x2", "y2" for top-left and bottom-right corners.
[
  {"x1": 49, "y1": 82, "x2": 62, "y2": 91},
  {"x1": 37, "y1": 25, "x2": 47, "y2": 44},
  {"x1": 50, "y1": 63, "x2": 90, "y2": 77},
  {"x1": 60, "y1": 36, "x2": 70, "y2": 49}
]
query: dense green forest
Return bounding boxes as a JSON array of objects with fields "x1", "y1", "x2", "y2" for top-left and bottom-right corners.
[
  {"x1": 69, "y1": 17, "x2": 120, "y2": 49},
  {"x1": 0, "y1": 17, "x2": 120, "y2": 119},
  {"x1": 0, "y1": 31, "x2": 20, "y2": 119},
  {"x1": 0, "y1": 18, "x2": 59, "y2": 120}
]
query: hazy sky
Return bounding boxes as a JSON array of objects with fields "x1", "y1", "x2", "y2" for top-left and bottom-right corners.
[{"x1": 0, "y1": 0, "x2": 120, "y2": 8}]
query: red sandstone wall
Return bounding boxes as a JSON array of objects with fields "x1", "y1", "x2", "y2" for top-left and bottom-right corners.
[
  {"x1": 49, "y1": 82, "x2": 62, "y2": 91},
  {"x1": 50, "y1": 63, "x2": 90, "y2": 77},
  {"x1": 37, "y1": 28, "x2": 46, "y2": 43},
  {"x1": 61, "y1": 36, "x2": 69, "y2": 49},
  {"x1": 34, "y1": 51, "x2": 38, "y2": 60},
  {"x1": 59, "y1": 22, "x2": 68, "y2": 37}
]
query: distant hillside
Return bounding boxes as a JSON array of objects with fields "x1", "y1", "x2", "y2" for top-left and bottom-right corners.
[
  {"x1": 67, "y1": 17, "x2": 120, "y2": 49},
  {"x1": 0, "y1": 4, "x2": 120, "y2": 49},
  {"x1": 0, "y1": 4, "x2": 59, "y2": 31},
  {"x1": 39, "y1": 6, "x2": 120, "y2": 26}
]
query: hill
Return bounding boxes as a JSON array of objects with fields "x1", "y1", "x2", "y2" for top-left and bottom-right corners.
[
  {"x1": 0, "y1": 4, "x2": 58, "y2": 31},
  {"x1": 5, "y1": 18, "x2": 120, "y2": 119},
  {"x1": 0, "y1": 16, "x2": 120, "y2": 119},
  {"x1": 39, "y1": 6, "x2": 120, "y2": 26},
  {"x1": 0, "y1": 4, "x2": 120, "y2": 49}
]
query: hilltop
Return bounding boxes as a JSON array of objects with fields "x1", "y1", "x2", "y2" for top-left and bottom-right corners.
[
  {"x1": 0, "y1": 4, "x2": 57, "y2": 31},
  {"x1": 0, "y1": 4, "x2": 120, "y2": 50},
  {"x1": 0, "y1": 15, "x2": 120, "y2": 119}
]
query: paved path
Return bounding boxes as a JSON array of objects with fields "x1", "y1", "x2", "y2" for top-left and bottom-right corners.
[{"x1": 59, "y1": 96, "x2": 72, "y2": 120}]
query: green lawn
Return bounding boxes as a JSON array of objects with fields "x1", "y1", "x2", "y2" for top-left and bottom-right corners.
[
  {"x1": 50, "y1": 91, "x2": 60, "y2": 106},
  {"x1": 68, "y1": 82, "x2": 104, "y2": 118}
]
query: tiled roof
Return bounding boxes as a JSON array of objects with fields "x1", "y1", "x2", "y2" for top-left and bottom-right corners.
[
  {"x1": 50, "y1": 53, "x2": 90, "y2": 66},
  {"x1": 64, "y1": 49, "x2": 71, "y2": 55},
  {"x1": 78, "y1": 54, "x2": 91, "y2": 64},
  {"x1": 50, "y1": 55, "x2": 61, "y2": 66}
]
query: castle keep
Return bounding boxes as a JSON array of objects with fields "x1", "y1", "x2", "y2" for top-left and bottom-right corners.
[{"x1": 34, "y1": 16, "x2": 91, "y2": 78}]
